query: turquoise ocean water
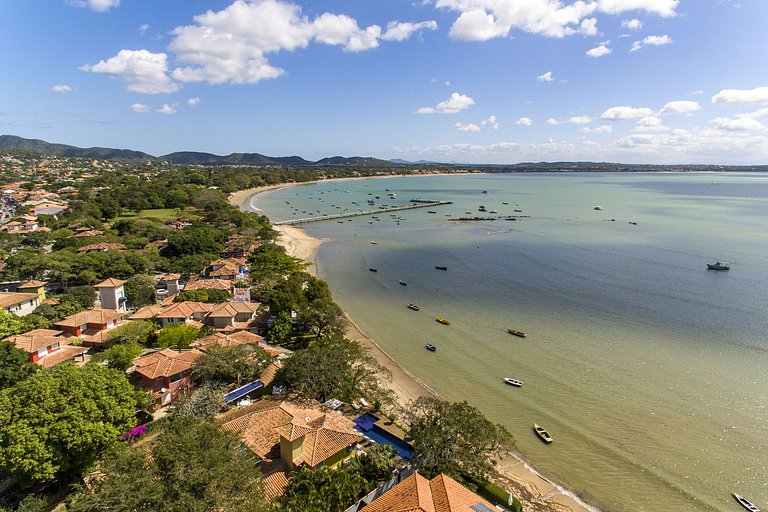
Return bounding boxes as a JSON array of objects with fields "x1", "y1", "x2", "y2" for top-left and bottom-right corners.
[{"x1": 247, "y1": 173, "x2": 768, "y2": 512}]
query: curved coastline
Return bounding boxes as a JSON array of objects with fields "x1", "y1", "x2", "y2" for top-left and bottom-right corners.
[{"x1": 231, "y1": 181, "x2": 599, "y2": 512}]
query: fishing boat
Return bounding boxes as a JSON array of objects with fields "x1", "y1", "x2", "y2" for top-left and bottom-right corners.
[
  {"x1": 733, "y1": 493, "x2": 761, "y2": 512},
  {"x1": 370, "y1": 241, "x2": 378, "y2": 245},
  {"x1": 534, "y1": 424, "x2": 553, "y2": 443},
  {"x1": 507, "y1": 328, "x2": 527, "y2": 338},
  {"x1": 369, "y1": 268, "x2": 377, "y2": 272},
  {"x1": 707, "y1": 261, "x2": 730, "y2": 271},
  {"x1": 435, "y1": 266, "x2": 448, "y2": 270},
  {"x1": 504, "y1": 378, "x2": 523, "y2": 387},
  {"x1": 436, "y1": 317, "x2": 450, "y2": 325},
  {"x1": 408, "y1": 303, "x2": 420, "y2": 311},
  {"x1": 425, "y1": 343, "x2": 437, "y2": 352},
  {"x1": 399, "y1": 280, "x2": 408, "y2": 286}
]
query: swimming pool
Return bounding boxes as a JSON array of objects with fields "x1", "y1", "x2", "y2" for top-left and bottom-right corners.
[{"x1": 354, "y1": 415, "x2": 413, "y2": 461}]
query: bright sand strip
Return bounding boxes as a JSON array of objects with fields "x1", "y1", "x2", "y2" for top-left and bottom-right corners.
[{"x1": 231, "y1": 184, "x2": 597, "y2": 512}]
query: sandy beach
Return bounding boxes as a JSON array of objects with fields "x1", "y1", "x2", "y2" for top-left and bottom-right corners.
[{"x1": 231, "y1": 184, "x2": 597, "y2": 512}]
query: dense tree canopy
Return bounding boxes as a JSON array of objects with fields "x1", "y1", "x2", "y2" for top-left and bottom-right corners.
[
  {"x1": 0, "y1": 342, "x2": 39, "y2": 390},
  {"x1": 193, "y1": 344, "x2": 272, "y2": 385},
  {"x1": 278, "y1": 465, "x2": 368, "y2": 512}
]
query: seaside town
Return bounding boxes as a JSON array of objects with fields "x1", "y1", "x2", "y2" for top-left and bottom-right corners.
[{"x1": 0, "y1": 149, "x2": 568, "y2": 512}]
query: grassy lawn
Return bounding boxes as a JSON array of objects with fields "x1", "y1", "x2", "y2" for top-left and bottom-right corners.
[{"x1": 120, "y1": 209, "x2": 200, "y2": 221}]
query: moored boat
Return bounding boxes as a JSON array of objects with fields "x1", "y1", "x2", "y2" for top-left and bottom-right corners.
[
  {"x1": 435, "y1": 265, "x2": 448, "y2": 270},
  {"x1": 534, "y1": 424, "x2": 553, "y2": 443},
  {"x1": 436, "y1": 317, "x2": 450, "y2": 325},
  {"x1": 507, "y1": 328, "x2": 527, "y2": 338},
  {"x1": 425, "y1": 343, "x2": 437, "y2": 352},
  {"x1": 408, "y1": 303, "x2": 420, "y2": 311},
  {"x1": 733, "y1": 493, "x2": 761, "y2": 512},
  {"x1": 707, "y1": 261, "x2": 730, "y2": 271},
  {"x1": 370, "y1": 240, "x2": 378, "y2": 244},
  {"x1": 504, "y1": 378, "x2": 523, "y2": 387},
  {"x1": 369, "y1": 268, "x2": 377, "y2": 272},
  {"x1": 399, "y1": 280, "x2": 408, "y2": 286}
]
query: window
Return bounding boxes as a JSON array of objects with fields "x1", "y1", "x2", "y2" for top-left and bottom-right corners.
[{"x1": 170, "y1": 372, "x2": 183, "y2": 383}]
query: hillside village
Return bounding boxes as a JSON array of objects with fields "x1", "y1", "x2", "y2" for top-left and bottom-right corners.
[{"x1": 0, "y1": 151, "x2": 521, "y2": 512}]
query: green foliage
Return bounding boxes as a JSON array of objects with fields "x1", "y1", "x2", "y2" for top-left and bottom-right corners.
[
  {"x1": 169, "y1": 383, "x2": 228, "y2": 421},
  {"x1": 20, "y1": 313, "x2": 49, "y2": 331},
  {"x1": 166, "y1": 225, "x2": 227, "y2": 257},
  {"x1": 278, "y1": 336, "x2": 393, "y2": 406},
  {"x1": 297, "y1": 297, "x2": 347, "y2": 339},
  {"x1": 53, "y1": 300, "x2": 82, "y2": 319},
  {"x1": 124, "y1": 274, "x2": 157, "y2": 308},
  {"x1": 405, "y1": 397, "x2": 515, "y2": 485},
  {"x1": 103, "y1": 320, "x2": 155, "y2": 348},
  {"x1": 0, "y1": 342, "x2": 39, "y2": 390},
  {"x1": 0, "y1": 495, "x2": 47, "y2": 512},
  {"x1": 69, "y1": 417, "x2": 269, "y2": 512},
  {"x1": 0, "y1": 310, "x2": 25, "y2": 338},
  {"x1": 268, "y1": 310, "x2": 293, "y2": 343},
  {"x1": 176, "y1": 289, "x2": 231, "y2": 303},
  {"x1": 248, "y1": 244, "x2": 307, "y2": 292},
  {"x1": 156, "y1": 323, "x2": 200, "y2": 349},
  {"x1": 0, "y1": 363, "x2": 138, "y2": 483},
  {"x1": 62, "y1": 285, "x2": 97, "y2": 309},
  {"x1": 94, "y1": 342, "x2": 144, "y2": 371},
  {"x1": 279, "y1": 464, "x2": 368, "y2": 512},
  {"x1": 349, "y1": 443, "x2": 396, "y2": 485},
  {"x1": 192, "y1": 344, "x2": 272, "y2": 385}
]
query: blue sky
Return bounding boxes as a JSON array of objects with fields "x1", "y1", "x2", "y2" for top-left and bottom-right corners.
[{"x1": 2, "y1": 0, "x2": 768, "y2": 164}]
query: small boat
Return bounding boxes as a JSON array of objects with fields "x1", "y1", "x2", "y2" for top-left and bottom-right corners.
[
  {"x1": 707, "y1": 261, "x2": 730, "y2": 271},
  {"x1": 504, "y1": 378, "x2": 523, "y2": 387},
  {"x1": 534, "y1": 424, "x2": 553, "y2": 443},
  {"x1": 489, "y1": 210, "x2": 498, "y2": 214},
  {"x1": 502, "y1": 202, "x2": 509, "y2": 205},
  {"x1": 425, "y1": 343, "x2": 437, "y2": 352},
  {"x1": 594, "y1": 205, "x2": 603, "y2": 210},
  {"x1": 428, "y1": 210, "x2": 437, "y2": 214},
  {"x1": 435, "y1": 266, "x2": 448, "y2": 271},
  {"x1": 399, "y1": 280, "x2": 408, "y2": 286},
  {"x1": 408, "y1": 303, "x2": 420, "y2": 311},
  {"x1": 481, "y1": 190, "x2": 488, "y2": 194},
  {"x1": 507, "y1": 328, "x2": 527, "y2": 338},
  {"x1": 370, "y1": 241, "x2": 378, "y2": 245},
  {"x1": 436, "y1": 317, "x2": 450, "y2": 325},
  {"x1": 733, "y1": 493, "x2": 761, "y2": 512},
  {"x1": 369, "y1": 268, "x2": 378, "y2": 272}
]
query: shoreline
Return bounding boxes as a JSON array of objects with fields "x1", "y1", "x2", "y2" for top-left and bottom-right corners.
[{"x1": 231, "y1": 181, "x2": 598, "y2": 512}]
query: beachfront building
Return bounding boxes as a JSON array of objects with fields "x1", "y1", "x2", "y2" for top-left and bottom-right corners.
[
  {"x1": 129, "y1": 348, "x2": 203, "y2": 409},
  {"x1": 362, "y1": 472, "x2": 496, "y2": 512}
]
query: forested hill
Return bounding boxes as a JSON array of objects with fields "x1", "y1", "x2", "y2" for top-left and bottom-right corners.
[{"x1": 0, "y1": 135, "x2": 154, "y2": 162}]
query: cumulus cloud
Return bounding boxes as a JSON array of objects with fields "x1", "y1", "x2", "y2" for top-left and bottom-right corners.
[
  {"x1": 455, "y1": 122, "x2": 481, "y2": 132},
  {"x1": 537, "y1": 71, "x2": 554, "y2": 82},
  {"x1": 586, "y1": 44, "x2": 612, "y2": 57},
  {"x1": 435, "y1": 0, "x2": 676, "y2": 41},
  {"x1": 515, "y1": 117, "x2": 533, "y2": 126},
  {"x1": 131, "y1": 103, "x2": 150, "y2": 113},
  {"x1": 51, "y1": 85, "x2": 74, "y2": 93},
  {"x1": 569, "y1": 115, "x2": 593, "y2": 124},
  {"x1": 82, "y1": 49, "x2": 179, "y2": 94},
  {"x1": 546, "y1": 118, "x2": 560, "y2": 125},
  {"x1": 481, "y1": 115, "x2": 500, "y2": 129},
  {"x1": 712, "y1": 86, "x2": 768, "y2": 105},
  {"x1": 382, "y1": 20, "x2": 438, "y2": 41},
  {"x1": 712, "y1": 116, "x2": 766, "y2": 131},
  {"x1": 660, "y1": 100, "x2": 700, "y2": 115},
  {"x1": 156, "y1": 103, "x2": 178, "y2": 115},
  {"x1": 621, "y1": 18, "x2": 642, "y2": 30},
  {"x1": 634, "y1": 115, "x2": 667, "y2": 131},
  {"x1": 582, "y1": 124, "x2": 612, "y2": 133},
  {"x1": 416, "y1": 92, "x2": 475, "y2": 114},
  {"x1": 630, "y1": 34, "x2": 673, "y2": 51},
  {"x1": 187, "y1": 97, "x2": 202, "y2": 106},
  {"x1": 68, "y1": 0, "x2": 120, "y2": 12},
  {"x1": 601, "y1": 106, "x2": 653, "y2": 119}
]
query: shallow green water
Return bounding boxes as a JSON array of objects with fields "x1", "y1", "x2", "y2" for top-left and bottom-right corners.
[{"x1": 249, "y1": 173, "x2": 768, "y2": 511}]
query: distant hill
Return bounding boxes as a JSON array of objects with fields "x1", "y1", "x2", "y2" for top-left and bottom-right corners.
[
  {"x1": 315, "y1": 156, "x2": 402, "y2": 167},
  {"x1": 159, "y1": 151, "x2": 313, "y2": 166},
  {"x1": 0, "y1": 135, "x2": 154, "y2": 162}
]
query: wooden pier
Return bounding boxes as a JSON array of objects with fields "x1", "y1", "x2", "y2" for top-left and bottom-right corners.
[{"x1": 273, "y1": 200, "x2": 453, "y2": 225}]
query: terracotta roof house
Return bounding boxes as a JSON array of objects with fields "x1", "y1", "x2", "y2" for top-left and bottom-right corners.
[
  {"x1": 218, "y1": 399, "x2": 362, "y2": 498},
  {"x1": 155, "y1": 301, "x2": 213, "y2": 326},
  {"x1": 220, "y1": 236, "x2": 260, "y2": 259},
  {"x1": 77, "y1": 242, "x2": 126, "y2": 253},
  {"x1": 194, "y1": 330, "x2": 265, "y2": 351},
  {"x1": 205, "y1": 301, "x2": 261, "y2": 330},
  {"x1": 205, "y1": 258, "x2": 246, "y2": 280},
  {"x1": 130, "y1": 348, "x2": 203, "y2": 409},
  {"x1": 4, "y1": 329, "x2": 87, "y2": 368},
  {"x1": 54, "y1": 308, "x2": 129, "y2": 347},
  {"x1": 362, "y1": 472, "x2": 496, "y2": 512},
  {"x1": 183, "y1": 277, "x2": 233, "y2": 292},
  {"x1": 0, "y1": 291, "x2": 42, "y2": 316},
  {"x1": 128, "y1": 304, "x2": 165, "y2": 320}
]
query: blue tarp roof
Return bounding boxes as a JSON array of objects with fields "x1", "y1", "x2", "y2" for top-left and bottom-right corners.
[{"x1": 224, "y1": 379, "x2": 263, "y2": 403}]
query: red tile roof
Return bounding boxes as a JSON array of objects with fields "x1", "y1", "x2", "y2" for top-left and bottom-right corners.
[
  {"x1": 94, "y1": 277, "x2": 127, "y2": 288},
  {"x1": 363, "y1": 473, "x2": 496, "y2": 512},
  {"x1": 131, "y1": 348, "x2": 202, "y2": 379},
  {"x1": 54, "y1": 308, "x2": 128, "y2": 328}
]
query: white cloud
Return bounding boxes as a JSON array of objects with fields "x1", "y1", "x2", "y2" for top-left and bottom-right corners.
[
  {"x1": 569, "y1": 115, "x2": 593, "y2": 124},
  {"x1": 712, "y1": 116, "x2": 765, "y2": 131},
  {"x1": 546, "y1": 118, "x2": 560, "y2": 125},
  {"x1": 630, "y1": 34, "x2": 673, "y2": 51},
  {"x1": 131, "y1": 103, "x2": 150, "y2": 113},
  {"x1": 82, "y1": 49, "x2": 179, "y2": 94},
  {"x1": 712, "y1": 86, "x2": 768, "y2": 105},
  {"x1": 660, "y1": 100, "x2": 700, "y2": 115},
  {"x1": 51, "y1": 85, "x2": 74, "y2": 93},
  {"x1": 601, "y1": 106, "x2": 653, "y2": 119},
  {"x1": 139, "y1": 24, "x2": 149, "y2": 35},
  {"x1": 481, "y1": 115, "x2": 500, "y2": 129},
  {"x1": 586, "y1": 44, "x2": 612, "y2": 57},
  {"x1": 455, "y1": 122, "x2": 481, "y2": 132},
  {"x1": 516, "y1": 117, "x2": 533, "y2": 126},
  {"x1": 597, "y1": 0, "x2": 678, "y2": 17},
  {"x1": 580, "y1": 18, "x2": 598, "y2": 36},
  {"x1": 582, "y1": 124, "x2": 612, "y2": 133},
  {"x1": 621, "y1": 18, "x2": 642, "y2": 30},
  {"x1": 416, "y1": 92, "x2": 475, "y2": 114},
  {"x1": 68, "y1": 0, "x2": 120, "y2": 12},
  {"x1": 537, "y1": 71, "x2": 554, "y2": 82},
  {"x1": 187, "y1": 97, "x2": 202, "y2": 106},
  {"x1": 744, "y1": 107, "x2": 768, "y2": 119},
  {"x1": 156, "y1": 103, "x2": 178, "y2": 115},
  {"x1": 382, "y1": 20, "x2": 438, "y2": 41},
  {"x1": 634, "y1": 115, "x2": 667, "y2": 131}
]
